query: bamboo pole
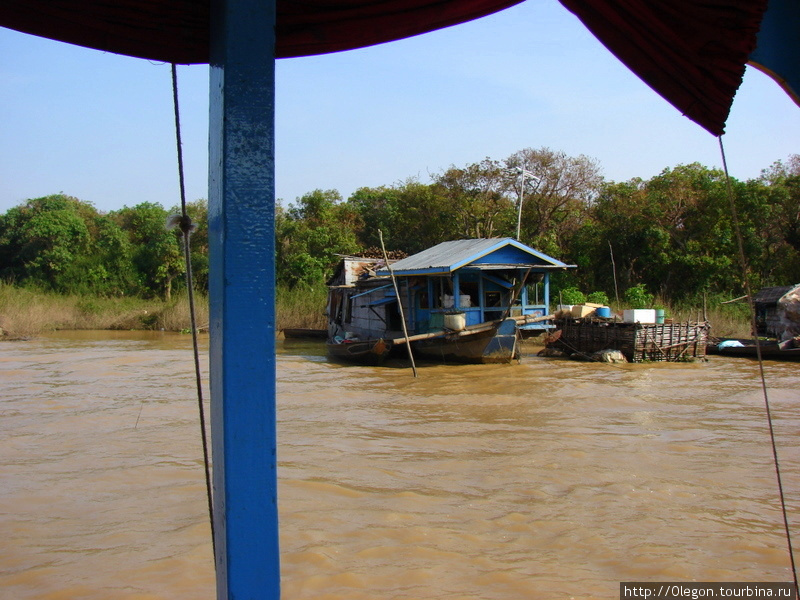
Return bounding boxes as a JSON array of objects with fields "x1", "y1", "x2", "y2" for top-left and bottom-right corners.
[
  {"x1": 379, "y1": 230, "x2": 417, "y2": 377},
  {"x1": 609, "y1": 241, "x2": 620, "y2": 305},
  {"x1": 390, "y1": 313, "x2": 555, "y2": 345},
  {"x1": 500, "y1": 267, "x2": 532, "y2": 322}
]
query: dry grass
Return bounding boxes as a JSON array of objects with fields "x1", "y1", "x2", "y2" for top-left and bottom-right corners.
[
  {"x1": 0, "y1": 283, "x2": 162, "y2": 339},
  {"x1": 0, "y1": 285, "x2": 69, "y2": 339},
  {"x1": 607, "y1": 296, "x2": 752, "y2": 339},
  {"x1": 276, "y1": 285, "x2": 327, "y2": 330},
  {"x1": 0, "y1": 283, "x2": 328, "y2": 339},
  {"x1": 669, "y1": 304, "x2": 751, "y2": 338},
  {"x1": 150, "y1": 286, "x2": 327, "y2": 332},
  {"x1": 156, "y1": 293, "x2": 210, "y2": 332},
  {"x1": 2, "y1": 282, "x2": 750, "y2": 341}
]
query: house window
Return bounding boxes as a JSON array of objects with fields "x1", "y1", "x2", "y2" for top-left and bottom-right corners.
[
  {"x1": 485, "y1": 291, "x2": 502, "y2": 307},
  {"x1": 418, "y1": 288, "x2": 430, "y2": 309},
  {"x1": 525, "y1": 282, "x2": 541, "y2": 306},
  {"x1": 431, "y1": 277, "x2": 453, "y2": 309},
  {"x1": 387, "y1": 301, "x2": 402, "y2": 330},
  {"x1": 344, "y1": 295, "x2": 353, "y2": 323},
  {"x1": 460, "y1": 281, "x2": 479, "y2": 308}
]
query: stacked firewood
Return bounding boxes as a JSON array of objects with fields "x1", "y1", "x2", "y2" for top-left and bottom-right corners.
[{"x1": 354, "y1": 247, "x2": 408, "y2": 260}]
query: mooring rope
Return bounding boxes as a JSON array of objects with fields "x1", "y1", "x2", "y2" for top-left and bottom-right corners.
[
  {"x1": 170, "y1": 63, "x2": 217, "y2": 563},
  {"x1": 718, "y1": 136, "x2": 797, "y2": 594}
]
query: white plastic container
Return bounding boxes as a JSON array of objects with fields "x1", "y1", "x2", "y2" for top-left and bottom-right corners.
[
  {"x1": 623, "y1": 309, "x2": 656, "y2": 324},
  {"x1": 444, "y1": 312, "x2": 466, "y2": 331}
]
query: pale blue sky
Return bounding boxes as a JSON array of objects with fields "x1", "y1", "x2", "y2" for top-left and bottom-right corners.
[{"x1": 1, "y1": 0, "x2": 798, "y2": 215}]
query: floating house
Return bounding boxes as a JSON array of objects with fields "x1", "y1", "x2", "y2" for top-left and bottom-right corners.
[
  {"x1": 753, "y1": 284, "x2": 800, "y2": 339},
  {"x1": 326, "y1": 238, "x2": 574, "y2": 364},
  {"x1": 708, "y1": 284, "x2": 800, "y2": 360}
]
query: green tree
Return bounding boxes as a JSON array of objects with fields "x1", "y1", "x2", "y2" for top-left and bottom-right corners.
[
  {"x1": 0, "y1": 194, "x2": 140, "y2": 295},
  {"x1": 347, "y1": 186, "x2": 401, "y2": 250},
  {"x1": 276, "y1": 190, "x2": 360, "y2": 288},
  {"x1": 759, "y1": 155, "x2": 800, "y2": 257},
  {"x1": 391, "y1": 179, "x2": 454, "y2": 254},
  {"x1": 568, "y1": 163, "x2": 778, "y2": 304},
  {"x1": 435, "y1": 158, "x2": 515, "y2": 239},
  {"x1": 65, "y1": 214, "x2": 136, "y2": 295},
  {"x1": 0, "y1": 194, "x2": 91, "y2": 290},
  {"x1": 505, "y1": 147, "x2": 603, "y2": 254},
  {"x1": 112, "y1": 202, "x2": 184, "y2": 299},
  {"x1": 168, "y1": 199, "x2": 209, "y2": 291}
]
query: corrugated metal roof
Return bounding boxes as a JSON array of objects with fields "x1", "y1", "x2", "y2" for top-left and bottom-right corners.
[
  {"x1": 378, "y1": 238, "x2": 571, "y2": 276},
  {"x1": 753, "y1": 285, "x2": 798, "y2": 304}
]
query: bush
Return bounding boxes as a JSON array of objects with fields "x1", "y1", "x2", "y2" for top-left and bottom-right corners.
[
  {"x1": 623, "y1": 284, "x2": 654, "y2": 308},
  {"x1": 586, "y1": 291, "x2": 610, "y2": 305},
  {"x1": 559, "y1": 286, "x2": 586, "y2": 305}
]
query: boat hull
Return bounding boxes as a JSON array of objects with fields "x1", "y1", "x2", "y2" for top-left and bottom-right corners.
[
  {"x1": 707, "y1": 339, "x2": 800, "y2": 361},
  {"x1": 326, "y1": 338, "x2": 392, "y2": 364},
  {"x1": 411, "y1": 318, "x2": 519, "y2": 364},
  {"x1": 282, "y1": 328, "x2": 327, "y2": 339}
]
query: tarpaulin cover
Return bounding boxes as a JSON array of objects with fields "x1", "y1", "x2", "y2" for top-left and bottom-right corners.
[
  {"x1": 0, "y1": 0, "x2": 787, "y2": 135},
  {"x1": 0, "y1": 0, "x2": 522, "y2": 63}
]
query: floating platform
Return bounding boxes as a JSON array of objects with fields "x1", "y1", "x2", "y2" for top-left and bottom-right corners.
[{"x1": 550, "y1": 318, "x2": 710, "y2": 362}]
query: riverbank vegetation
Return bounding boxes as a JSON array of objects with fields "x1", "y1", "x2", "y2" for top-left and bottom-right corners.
[
  {"x1": 0, "y1": 282, "x2": 750, "y2": 340},
  {"x1": 2, "y1": 148, "x2": 797, "y2": 340},
  {"x1": 0, "y1": 283, "x2": 329, "y2": 339}
]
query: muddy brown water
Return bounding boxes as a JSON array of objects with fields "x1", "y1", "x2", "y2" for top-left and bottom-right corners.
[{"x1": 1, "y1": 331, "x2": 798, "y2": 599}]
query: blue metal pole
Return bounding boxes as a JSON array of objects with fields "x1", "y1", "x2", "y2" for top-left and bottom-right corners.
[
  {"x1": 208, "y1": 0, "x2": 279, "y2": 598},
  {"x1": 544, "y1": 274, "x2": 551, "y2": 311}
]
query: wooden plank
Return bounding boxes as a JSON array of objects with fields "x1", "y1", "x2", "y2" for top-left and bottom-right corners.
[{"x1": 391, "y1": 313, "x2": 555, "y2": 344}]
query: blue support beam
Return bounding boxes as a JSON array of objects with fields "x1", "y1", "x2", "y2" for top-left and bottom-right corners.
[
  {"x1": 208, "y1": 0, "x2": 280, "y2": 598},
  {"x1": 543, "y1": 273, "x2": 551, "y2": 311}
]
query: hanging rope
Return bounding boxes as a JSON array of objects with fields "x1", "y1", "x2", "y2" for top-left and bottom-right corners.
[
  {"x1": 170, "y1": 63, "x2": 217, "y2": 562},
  {"x1": 718, "y1": 136, "x2": 797, "y2": 595}
]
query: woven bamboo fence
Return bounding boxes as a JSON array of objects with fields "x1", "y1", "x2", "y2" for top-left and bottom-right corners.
[{"x1": 551, "y1": 319, "x2": 710, "y2": 362}]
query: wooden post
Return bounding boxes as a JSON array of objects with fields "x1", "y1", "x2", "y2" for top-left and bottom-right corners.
[
  {"x1": 608, "y1": 241, "x2": 620, "y2": 305},
  {"x1": 208, "y1": 0, "x2": 280, "y2": 597}
]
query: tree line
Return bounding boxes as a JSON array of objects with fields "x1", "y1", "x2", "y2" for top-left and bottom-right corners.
[
  {"x1": 0, "y1": 196, "x2": 208, "y2": 299},
  {"x1": 277, "y1": 148, "x2": 799, "y2": 305},
  {"x1": 2, "y1": 148, "x2": 798, "y2": 305}
]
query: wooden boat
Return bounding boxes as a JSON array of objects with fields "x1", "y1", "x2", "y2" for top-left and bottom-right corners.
[
  {"x1": 708, "y1": 285, "x2": 800, "y2": 361},
  {"x1": 326, "y1": 239, "x2": 572, "y2": 365},
  {"x1": 282, "y1": 328, "x2": 327, "y2": 339},
  {"x1": 391, "y1": 317, "x2": 520, "y2": 364},
  {"x1": 707, "y1": 338, "x2": 800, "y2": 361},
  {"x1": 326, "y1": 337, "x2": 393, "y2": 364}
]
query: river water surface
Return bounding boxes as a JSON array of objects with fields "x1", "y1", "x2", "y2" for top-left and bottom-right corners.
[{"x1": 1, "y1": 331, "x2": 798, "y2": 599}]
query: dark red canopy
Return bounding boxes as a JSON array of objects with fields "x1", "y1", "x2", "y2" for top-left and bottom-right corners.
[
  {"x1": 0, "y1": 0, "x2": 773, "y2": 135},
  {"x1": 0, "y1": 1, "x2": 524, "y2": 63}
]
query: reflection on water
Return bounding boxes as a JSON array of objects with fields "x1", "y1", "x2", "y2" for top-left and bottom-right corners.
[{"x1": 1, "y1": 332, "x2": 798, "y2": 599}]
